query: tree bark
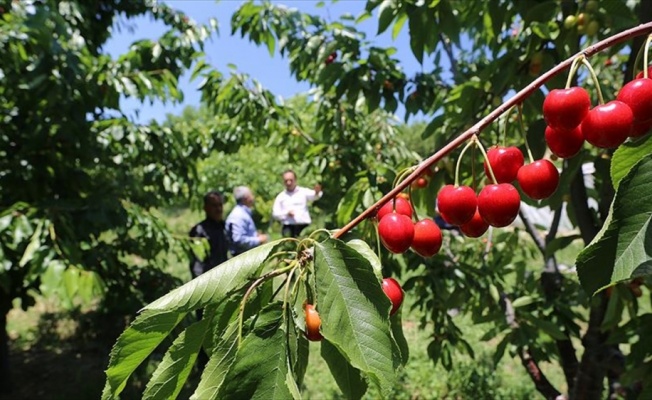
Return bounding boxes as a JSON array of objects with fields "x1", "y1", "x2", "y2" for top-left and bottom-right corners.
[
  {"x1": 519, "y1": 347, "x2": 562, "y2": 400},
  {"x1": 519, "y1": 208, "x2": 579, "y2": 392}
]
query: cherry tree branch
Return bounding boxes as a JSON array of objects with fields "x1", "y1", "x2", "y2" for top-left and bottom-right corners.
[
  {"x1": 333, "y1": 21, "x2": 652, "y2": 240},
  {"x1": 519, "y1": 347, "x2": 564, "y2": 400},
  {"x1": 502, "y1": 296, "x2": 562, "y2": 398}
]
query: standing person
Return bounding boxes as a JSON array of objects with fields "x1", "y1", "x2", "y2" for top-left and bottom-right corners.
[
  {"x1": 226, "y1": 186, "x2": 268, "y2": 256},
  {"x1": 188, "y1": 191, "x2": 228, "y2": 279},
  {"x1": 272, "y1": 169, "x2": 323, "y2": 238},
  {"x1": 188, "y1": 191, "x2": 228, "y2": 369}
]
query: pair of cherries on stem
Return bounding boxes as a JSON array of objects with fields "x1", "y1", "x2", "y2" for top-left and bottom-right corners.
[{"x1": 376, "y1": 197, "x2": 443, "y2": 257}]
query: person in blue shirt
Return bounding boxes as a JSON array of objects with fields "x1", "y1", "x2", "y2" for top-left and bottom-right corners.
[{"x1": 225, "y1": 186, "x2": 268, "y2": 256}]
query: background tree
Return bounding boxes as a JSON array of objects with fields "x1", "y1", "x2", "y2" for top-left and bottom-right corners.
[{"x1": 0, "y1": 0, "x2": 218, "y2": 392}]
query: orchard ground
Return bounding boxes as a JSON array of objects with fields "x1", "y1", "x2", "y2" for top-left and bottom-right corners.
[{"x1": 0, "y1": 206, "x2": 587, "y2": 400}]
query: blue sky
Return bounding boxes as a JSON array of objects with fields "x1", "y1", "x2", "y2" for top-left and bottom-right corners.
[{"x1": 104, "y1": 0, "x2": 435, "y2": 123}]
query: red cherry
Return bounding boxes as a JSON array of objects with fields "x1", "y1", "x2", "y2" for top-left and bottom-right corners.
[
  {"x1": 436, "y1": 185, "x2": 477, "y2": 226},
  {"x1": 635, "y1": 66, "x2": 652, "y2": 79},
  {"x1": 477, "y1": 183, "x2": 521, "y2": 227},
  {"x1": 459, "y1": 209, "x2": 489, "y2": 238},
  {"x1": 581, "y1": 100, "x2": 634, "y2": 148},
  {"x1": 411, "y1": 219, "x2": 443, "y2": 257},
  {"x1": 545, "y1": 125, "x2": 584, "y2": 158},
  {"x1": 324, "y1": 52, "x2": 337, "y2": 65},
  {"x1": 543, "y1": 87, "x2": 591, "y2": 130},
  {"x1": 517, "y1": 160, "x2": 560, "y2": 200},
  {"x1": 377, "y1": 197, "x2": 413, "y2": 221},
  {"x1": 381, "y1": 278, "x2": 404, "y2": 315},
  {"x1": 631, "y1": 119, "x2": 652, "y2": 138},
  {"x1": 378, "y1": 213, "x2": 415, "y2": 253},
  {"x1": 483, "y1": 146, "x2": 525, "y2": 183},
  {"x1": 616, "y1": 79, "x2": 652, "y2": 123},
  {"x1": 413, "y1": 177, "x2": 428, "y2": 188}
]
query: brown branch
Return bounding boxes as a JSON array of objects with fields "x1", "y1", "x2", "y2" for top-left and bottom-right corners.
[
  {"x1": 333, "y1": 21, "x2": 652, "y2": 240},
  {"x1": 518, "y1": 209, "x2": 579, "y2": 392},
  {"x1": 502, "y1": 296, "x2": 562, "y2": 398},
  {"x1": 519, "y1": 347, "x2": 564, "y2": 400},
  {"x1": 571, "y1": 293, "x2": 610, "y2": 400}
]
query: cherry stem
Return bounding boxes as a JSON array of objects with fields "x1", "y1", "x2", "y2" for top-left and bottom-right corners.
[
  {"x1": 281, "y1": 264, "x2": 298, "y2": 318},
  {"x1": 581, "y1": 58, "x2": 604, "y2": 105},
  {"x1": 517, "y1": 104, "x2": 535, "y2": 163},
  {"x1": 396, "y1": 166, "x2": 418, "y2": 215},
  {"x1": 333, "y1": 21, "x2": 652, "y2": 240},
  {"x1": 238, "y1": 263, "x2": 295, "y2": 346},
  {"x1": 565, "y1": 56, "x2": 585, "y2": 89},
  {"x1": 471, "y1": 145, "x2": 477, "y2": 190},
  {"x1": 645, "y1": 34, "x2": 652, "y2": 79},
  {"x1": 475, "y1": 138, "x2": 498, "y2": 184},
  {"x1": 501, "y1": 106, "x2": 514, "y2": 146},
  {"x1": 373, "y1": 219, "x2": 382, "y2": 262},
  {"x1": 454, "y1": 138, "x2": 477, "y2": 187}
]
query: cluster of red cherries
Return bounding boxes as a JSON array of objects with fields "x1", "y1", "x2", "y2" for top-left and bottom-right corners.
[
  {"x1": 435, "y1": 140, "x2": 560, "y2": 239},
  {"x1": 374, "y1": 59, "x2": 652, "y2": 254},
  {"x1": 544, "y1": 65, "x2": 652, "y2": 154}
]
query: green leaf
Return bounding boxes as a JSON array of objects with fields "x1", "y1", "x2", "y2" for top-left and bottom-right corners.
[
  {"x1": 18, "y1": 219, "x2": 43, "y2": 267},
  {"x1": 287, "y1": 317, "x2": 309, "y2": 389},
  {"x1": 377, "y1": 0, "x2": 396, "y2": 35},
  {"x1": 145, "y1": 240, "x2": 283, "y2": 312},
  {"x1": 314, "y1": 238, "x2": 396, "y2": 396},
  {"x1": 191, "y1": 321, "x2": 239, "y2": 400},
  {"x1": 511, "y1": 296, "x2": 536, "y2": 308},
  {"x1": 577, "y1": 155, "x2": 652, "y2": 295},
  {"x1": 346, "y1": 238, "x2": 383, "y2": 280},
  {"x1": 102, "y1": 311, "x2": 187, "y2": 399},
  {"x1": 611, "y1": 133, "x2": 652, "y2": 189},
  {"x1": 321, "y1": 340, "x2": 368, "y2": 400},
  {"x1": 392, "y1": 12, "x2": 407, "y2": 40},
  {"x1": 407, "y1": 11, "x2": 425, "y2": 63},
  {"x1": 390, "y1": 310, "x2": 409, "y2": 366},
  {"x1": 544, "y1": 234, "x2": 581, "y2": 259},
  {"x1": 521, "y1": 314, "x2": 567, "y2": 341},
  {"x1": 218, "y1": 304, "x2": 294, "y2": 400},
  {"x1": 143, "y1": 319, "x2": 209, "y2": 400},
  {"x1": 492, "y1": 332, "x2": 511, "y2": 366}
]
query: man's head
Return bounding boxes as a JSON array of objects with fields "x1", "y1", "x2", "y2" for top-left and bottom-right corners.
[
  {"x1": 233, "y1": 186, "x2": 255, "y2": 207},
  {"x1": 283, "y1": 169, "x2": 297, "y2": 191},
  {"x1": 203, "y1": 191, "x2": 224, "y2": 222}
]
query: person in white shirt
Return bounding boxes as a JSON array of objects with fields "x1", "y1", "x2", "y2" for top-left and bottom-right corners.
[{"x1": 272, "y1": 169, "x2": 323, "y2": 237}]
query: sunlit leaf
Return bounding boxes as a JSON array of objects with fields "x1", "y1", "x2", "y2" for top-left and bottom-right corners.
[
  {"x1": 611, "y1": 133, "x2": 652, "y2": 189},
  {"x1": 143, "y1": 319, "x2": 209, "y2": 400},
  {"x1": 218, "y1": 304, "x2": 294, "y2": 400},
  {"x1": 577, "y1": 155, "x2": 652, "y2": 295},
  {"x1": 102, "y1": 311, "x2": 187, "y2": 399},
  {"x1": 314, "y1": 238, "x2": 396, "y2": 396},
  {"x1": 145, "y1": 240, "x2": 284, "y2": 312}
]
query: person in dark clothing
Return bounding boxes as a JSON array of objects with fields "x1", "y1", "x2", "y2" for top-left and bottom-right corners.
[
  {"x1": 189, "y1": 191, "x2": 228, "y2": 279},
  {"x1": 188, "y1": 191, "x2": 228, "y2": 369}
]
